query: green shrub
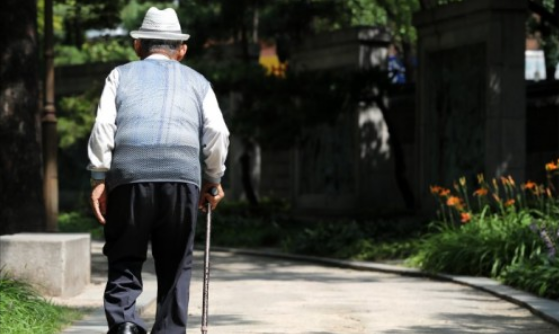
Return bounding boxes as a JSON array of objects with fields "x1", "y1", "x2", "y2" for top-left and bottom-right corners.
[
  {"x1": 196, "y1": 199, "x2": 291, "y2": 248},
  {"x1": 345, "y1": 238, "x2": 421, "y2": 262},
  {"x1": 0, "y1": 276, "x2": 84, "y2": 334},
  {"x1": 285, "y1": 221, "x2": 364, "y2": 257},
  {"x1": 198, "y1": 200, "x2": 424, "y2": 262},
  {"x1": 283, "y1": 218, "x2": 425, "y2": 261},
  {"x1": 501, "y1": 256, "x2": 559, "y2": 299},
  {"x1": 201, "y1": 215, "x2": 284, "y2": 248},
  {"x1": 409, "y1": 210, "x2": 544, "y2": 276},
  {"x1": 58, "y1": 211, "x2": 103, "y2": 239}
]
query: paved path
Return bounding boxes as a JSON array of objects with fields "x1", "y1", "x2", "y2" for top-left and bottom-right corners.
[
  {"x1": 59, "y1": 242, "x2": 559, "y2": 333},
  {"x1": 143, "y1": 252, "x2": 558, "y2": 334}
]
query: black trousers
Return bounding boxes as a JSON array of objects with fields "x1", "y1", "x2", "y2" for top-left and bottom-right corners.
[{"x1": 103, "y1": 182, "x2": 199, "y2": 334}]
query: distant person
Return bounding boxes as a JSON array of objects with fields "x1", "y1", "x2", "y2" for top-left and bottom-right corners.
[
  {"x1": 87, "y1": 7, "x2": 230, "y2": 334},
  {"x1": 388, "y1": 43, "x2": 406, "y2": 84}
]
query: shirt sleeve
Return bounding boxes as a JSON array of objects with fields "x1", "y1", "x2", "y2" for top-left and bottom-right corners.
[
  {"x1": 202, "y1": 87, "x2": 230, "y2": 184},
  {"x1": 87, "y1": 68, "x2": 119, "y2": 180}
]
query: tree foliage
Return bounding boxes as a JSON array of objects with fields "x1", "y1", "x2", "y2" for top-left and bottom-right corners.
[
  {"x1": 177, "y1": 0, "x2": 420, "y2": 54},
  {"x1": 55, "y1": 40, "x2": 136, "y2": 65},
  {"x1": 53, "y1": 0, "x2": 127, "y2": 47},
  {"x1": 58, "y1": 89, "x2": 99, "y2": 148}
]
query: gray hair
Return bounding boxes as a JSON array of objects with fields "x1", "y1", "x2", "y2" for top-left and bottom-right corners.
[{"x1": 140, "y1": 39, "x2": 183, "y2": 55}]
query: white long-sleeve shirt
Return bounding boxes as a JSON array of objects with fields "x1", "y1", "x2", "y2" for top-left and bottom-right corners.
[{"x1": 87, "y1": 54, "x2": 230, "y2": 184}]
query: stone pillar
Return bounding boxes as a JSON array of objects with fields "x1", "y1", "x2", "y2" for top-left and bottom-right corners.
[{"x1": 413, "y1": 0, "x2": 527, "y2": 209}]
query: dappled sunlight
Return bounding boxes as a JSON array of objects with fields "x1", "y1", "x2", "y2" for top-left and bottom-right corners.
[
  {"x1": 489, "y1": 71, "x2": 502, "y2": 96},
  {"x1": 173, "y1": 252, "x2": 559, "y2": 334},
  {"x1": 383, "y1": 311, "x2": 555, "y2": 334},
  {"x1": 359, "y1": 105, "x2": 391, "y2": 162},
  {"x1": 495, "y1": 154, "x2": 513, "y2": 178}
]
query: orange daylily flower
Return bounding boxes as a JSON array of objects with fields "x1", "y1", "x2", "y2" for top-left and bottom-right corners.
[
  {"x1": 430, "y1": 185, "x2": 442, "y2": 195},
  {"x1": 500, "y1": 177, "x2": 510, "y2": 186},
  {"x1": 460, "y1": 212, "x2": 471, "y2": 223},
  {"x1": 505, "y1": 199, "x2": 515, "y2": 207},
  {"x1": 446, "y1": 196, "x2": 462, "y2": 207},
  {"x1": 440, "y1": 189, "x2": 451, "y2": 197},
  {"x1": 523, "y1": 181, "x2": 536, "y2": 190},
  {"x1": 546, "y1": 161, "x2": 558, "y2": 171},
  {"x1": 473, "y1": 188, "x2": 488, "y2": 197}
]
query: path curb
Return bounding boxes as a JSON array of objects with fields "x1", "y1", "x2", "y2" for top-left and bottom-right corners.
[{"x1": 213, "y1": 246, "x2": 559, "y2": 328}]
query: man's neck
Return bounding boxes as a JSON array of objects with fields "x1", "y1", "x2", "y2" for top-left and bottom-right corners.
[{"x1": 144, "y1": 52, "x2": 173, "y2": 60}]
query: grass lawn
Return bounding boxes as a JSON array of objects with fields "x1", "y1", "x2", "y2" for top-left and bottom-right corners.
[{"x1": 0, "y1": 276, "x2": 85, "y2": 334}]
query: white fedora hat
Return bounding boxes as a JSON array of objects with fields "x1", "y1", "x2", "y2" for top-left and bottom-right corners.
[{"x1": 130, "y1": 7, "x2": 190, "y2": 41}]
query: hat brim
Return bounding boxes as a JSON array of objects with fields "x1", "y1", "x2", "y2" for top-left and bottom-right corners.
[{"x1": 130, "y1": 30, "x2": 190, "y2": 41}]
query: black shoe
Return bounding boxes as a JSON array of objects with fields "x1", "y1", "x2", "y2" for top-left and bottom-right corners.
[{"x1": 107, "y1": 322, "x2": 146, "y2": 334}]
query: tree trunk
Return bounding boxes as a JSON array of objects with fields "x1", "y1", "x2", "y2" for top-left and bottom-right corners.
[{"x1": 0, "y1": 0, "x2": 44, "y2": 234}]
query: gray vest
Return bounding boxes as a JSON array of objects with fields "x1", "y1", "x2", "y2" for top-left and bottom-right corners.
[{"x1": 107, "y1": 59, "x2": 210, "y2": 191}]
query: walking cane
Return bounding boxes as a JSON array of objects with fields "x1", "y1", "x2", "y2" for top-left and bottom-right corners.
[{"x1": 201, "y1": 187, "x2": 218, "y2": 334}]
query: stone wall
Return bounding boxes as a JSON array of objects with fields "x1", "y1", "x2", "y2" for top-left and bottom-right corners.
[
  {"x1": 414, "y1": 0, "x2": 528, "y2": 210},
  {"x1": 291, "y1": 27, "x2": 391, "y2": 71},
  {"x1": 285, "y1": 27, "x2": 419, "y2": 215}
]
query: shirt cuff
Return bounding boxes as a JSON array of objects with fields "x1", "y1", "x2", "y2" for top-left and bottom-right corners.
[
  {"x1": 203, "y1": 175, "x2": 221, "y2": 184},
  {"x1": 90, "y1": 171, "x2": 107, "y2": 180}
]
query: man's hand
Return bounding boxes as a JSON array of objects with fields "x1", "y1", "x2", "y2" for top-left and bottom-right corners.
[
  {"x1": 199, "y1": 182, "x2": 224, "y2": 212},
  {"x1": 90, "y1": 181, "x2": 107, "y2": 225}
]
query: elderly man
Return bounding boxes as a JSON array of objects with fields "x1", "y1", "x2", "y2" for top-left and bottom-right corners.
[{"x1": 87, "y1": 7, "x2": 230, "y2": 334}]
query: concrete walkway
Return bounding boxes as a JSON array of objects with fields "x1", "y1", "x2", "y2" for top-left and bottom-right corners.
[{"x1": 57, "y1": 241, "x2": 559, "y2": 333}]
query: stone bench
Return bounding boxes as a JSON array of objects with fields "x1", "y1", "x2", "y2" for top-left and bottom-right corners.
[{"x1": 0, "y1": 233, "x2": 91, "y2": 297}]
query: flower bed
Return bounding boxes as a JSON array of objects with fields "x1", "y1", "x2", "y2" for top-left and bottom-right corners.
[{"x1": 412, "y1": 159, "x2": 559, "y2": 299}]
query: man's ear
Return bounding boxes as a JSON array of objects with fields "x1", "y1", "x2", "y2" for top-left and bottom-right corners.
[
  {"x1": 176, "y1": 44, "x2": 187, "y2": 61},
  {"x1": 133, "y1": 40, "x2": 142, "y2": 58}
]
